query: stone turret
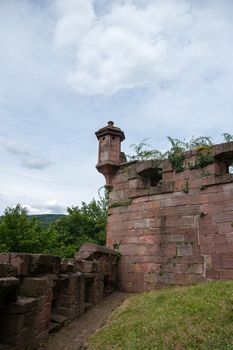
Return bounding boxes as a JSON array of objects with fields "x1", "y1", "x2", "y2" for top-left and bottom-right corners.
[{"x1": 95, "y1": 121, "x2": 125, "y2": 188}]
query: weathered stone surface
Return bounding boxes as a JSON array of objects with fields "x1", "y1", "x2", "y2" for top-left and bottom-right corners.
[
  {"x1": 0, "y1": 247, "x2": 117, "y2": 350},
  {"x1": 75, "y1": 260, "x2": 99, "y2": 273},
  {"x1": 0, "y1": 277, "x2": 19, "y2": 289},
  {"x1": 135, "y1": 160, "x2": 163, "y2": 178},
  {"x1": 10, "y1": 253, "x2": 31, "y2": 276},
  {"x1": 2, "y1": 296, "x2": 37, "y2": 314},
  {"x1": 0, "y1": 344, "x2": 14, "y2": 350},
  {"x1": 177, "y1": 243, "x2": 193, "y2": 257},
  {"x1": 214, "y1": 141, "x2": 233, "y2": 157},
  {"x1": 60, "y1": 262, "x2": 76, "y2": 273},
  {"x1": 50, "y1": 313, "x2": 68, "y2": 324},
  {"x1": 0, "y1": 253, "x2": 10, "y2": 263},
  {"x1": 0, "y1": 297, "x2": 38, "y2": 350},
  {"x1": 20, "y1": 277, "x2": 49, "y2": 298},
  {"x1": 29, "y1": 254, "x2": 61, "y2": 274},
  {"x1": 0, "y1": 263, "x2": 16, "y2": 277},
  {"x1": 0, "y1": 277, "x2": 19, "y2": 301},
  {"x1": 53, "y1": 273, "x2": 85, "y2": 320},
  {"x1": 149, "y1": 182, "x2": 174, "y2": 195},
  {"x1": 75, "y1": 243, "x2": 117, "y2": 261}
]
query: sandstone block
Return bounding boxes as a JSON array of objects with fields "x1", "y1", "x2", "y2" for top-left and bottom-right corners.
[
  {"x1": 0, "y1": 263, "x2": 16, "y2": 277},
  {"x1": 60, "y1": 262, "x2": 76, "y2": 273},
  {"x1": 134, "y1": 219, "x2": 150, "y2": 229},
  {"x1": 219, "y1": 270, "x2": 233, "y2": 279},
  {"x1": 2, "y1": 296, "x2": 37, "y2": 314},
  {"x1": 0, "y1": 277, "x2": 19, "y2": 302},
  {"x1": 166, "y1": 234, "x2": 184, "y2": 243},
  {"x1": 29, "y1": 254, "x2": 61, "y2": 274},
  {"x1": 75, "y1": 260, "x2": 99, "y2": 273},
  {"x1": 0, "y1": 253, "x2": 10, "y2": 263},
  {"x1": 0, "y1": 277, "x2": 19, "y2": 289},
  {"x1": 173, "y1": 274, "x2": 190, "y2": 285},
  {"x1": 20, "y1": 277, "x2": 49, "y2": 298},
  {"x1": 187, "y1": 263, "x2": 203, "y2": 275},
  {"x1": 9, "y1": 254, "x2": 31, "y2": 276},
  {"x1": 177, "y1": 243, "x2": 193, "y2": 256},
  {"x1": 137, "y1": 235, "x2": 160, "y2": 245}
]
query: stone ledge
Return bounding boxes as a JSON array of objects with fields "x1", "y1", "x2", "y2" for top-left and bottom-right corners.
[
  {"x1": 149, "y1": 182, "x2": 174, "y2": 195},
  {"x1": 29, "y1": 254, "x2": 61, "y2": 274},
  {"x1": 0, "y1": 277, "x2": 19, "y2": 289},
  {"x1": 127, "y1": 182, "x2": 174, "y2": 199},
  {"x1": 201, "y1": 174, "x2": 233, "y2": 188},
  {"x1": 75, "y1": 243, "x2": 117, "y2": 261},
  {"x1": 135, "y1": 159, "x2": 173, "y2": 177},
  {"x1": 0, "y1": 263, "x2": 16, "y2": 277},
  {"x1": 214, "y1": 141, "x2": 233, "y2": 158},
  {"x1": 2, "y1": 296, "x2": 37, "y2": 314}
]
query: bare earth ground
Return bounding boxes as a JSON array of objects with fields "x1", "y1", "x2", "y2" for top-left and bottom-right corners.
[{"x1": 39, "y1": 292, "x2": 129, "y2": 350}]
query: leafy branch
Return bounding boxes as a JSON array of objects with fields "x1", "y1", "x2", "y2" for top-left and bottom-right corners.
[
  {"x1": 127, "y1": 133, "x2": 232, "y2": 172},
  {"x1": 127, "y1": 138, "x2": 164, "y2": 161}
]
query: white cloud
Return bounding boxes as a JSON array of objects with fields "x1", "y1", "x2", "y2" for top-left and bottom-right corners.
[
  {"x1": 54, "y1": 0, "x2": 96, "y2": 49},
  {"x1": 20, "y1": 158, "x2": 54, "y2": 170},
  {"x1": 24, "y1": 200, "x2": 67, "y2": 215},
  {"x1": 0, "y1": 138, "x2": 30, "y2": 156},
  {"x1": 0, "y1": 137, "x2": 54, "y2": 170},
  {"x1": 52, "y1": 0, "x2": 233, "y2": 97}
]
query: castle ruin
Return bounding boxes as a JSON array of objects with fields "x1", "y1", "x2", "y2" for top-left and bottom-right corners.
[{"x1": 96, "y1": 122, "x2": 233, "y2": 292}]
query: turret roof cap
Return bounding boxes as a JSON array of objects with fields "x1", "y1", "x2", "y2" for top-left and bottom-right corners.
[{"x1": 95, "y1": 121, "x2": 125, "y2": 141}]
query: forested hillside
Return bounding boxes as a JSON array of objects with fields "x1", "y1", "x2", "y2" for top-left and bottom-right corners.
[
  {"x1": 29, "y1": 214, "x2": 65, "y2": 228},
  {"x1": 0, "y1": 196, "x2": 107, "y2": 257}
]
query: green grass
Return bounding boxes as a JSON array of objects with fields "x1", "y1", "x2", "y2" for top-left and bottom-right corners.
[{"x1": 86, "y1": 281, "x2": 233, "y2": 350}]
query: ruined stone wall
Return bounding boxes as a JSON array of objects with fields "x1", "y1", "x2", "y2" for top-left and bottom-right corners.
[
  {"x1": 106, "y1": 142, "x2": 233, "y2": 292},
  {"x1": 0, "y1": 243, "x2": 117, "y2": 350}
]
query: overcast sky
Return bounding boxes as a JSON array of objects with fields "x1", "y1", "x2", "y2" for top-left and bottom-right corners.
[{"x1": 0, "y1": 0, "x2": 233, "y2": 214}]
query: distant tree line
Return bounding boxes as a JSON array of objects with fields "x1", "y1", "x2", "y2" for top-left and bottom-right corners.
[{"x1": 0, "y1": 195, "x2": 107, "y2": 258}]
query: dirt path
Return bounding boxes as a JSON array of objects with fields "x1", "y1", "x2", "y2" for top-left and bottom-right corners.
[{"x1": 39, "y1": 292, "x2": 129, "y2": 350}]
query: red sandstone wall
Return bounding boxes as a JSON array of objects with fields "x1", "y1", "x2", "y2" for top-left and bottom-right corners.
[
  {"x1": 0, "y1": 243, "x2": 117, "y2": 350},
  {"x1": 106, "y1": 143, "x2": 233, "y2": 292}
]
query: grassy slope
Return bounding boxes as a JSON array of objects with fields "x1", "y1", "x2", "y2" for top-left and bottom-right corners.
[{"x1": 87, "y1": 281, "x2": 233, "y2": 350}]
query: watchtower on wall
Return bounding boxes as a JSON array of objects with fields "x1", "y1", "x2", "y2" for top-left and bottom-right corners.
[
  {"x1": 95, "y1": 121, "x2": 125, "y2": 188},
  {"x1": 96, "y1": 122, "x2": 233, "y2": 292}
]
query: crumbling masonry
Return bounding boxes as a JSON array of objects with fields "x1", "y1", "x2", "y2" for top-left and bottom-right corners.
[
  {"x1": 96, "y1": 122, "x2": 233, "y2": 292},
  {"x1": 0, "y1": 243, "x2": 117, "y2": 350}
]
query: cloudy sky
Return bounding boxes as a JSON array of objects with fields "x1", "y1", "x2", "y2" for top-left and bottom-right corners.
[{"x1": 0, "y1": 0, "x2": 233, "y2": 214}]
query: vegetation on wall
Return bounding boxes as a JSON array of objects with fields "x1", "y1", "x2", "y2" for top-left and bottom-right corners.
[
  {"x1": 127, "y1": 133, "x2": 232, "y2": 172},
  {"x1": 167, "y1": 136, "x2": 186, "y2": 172},
  {"x1": 222, "y1": 133, "x2": 233, "y2": 143},
  {"x1": 127, "y1": 138, "x2": 165, "y2": 162}
]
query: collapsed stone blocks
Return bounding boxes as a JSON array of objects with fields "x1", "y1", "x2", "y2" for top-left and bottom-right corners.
[
  {"x1": 52, "y1": 273, "x2": 85, "y2": 319},
  {"x1": 19, "y1": 277, "x2": 53, "y2": 346},
  {"x1": 0, "y1": 243, "x2": 117, "y2": 349},
  {"x1": 0, "y1": 297, "x2": 38, "y2": 350},
  {"x1": 0, "y1": 264, "x2": 16, "y2": 278}
]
